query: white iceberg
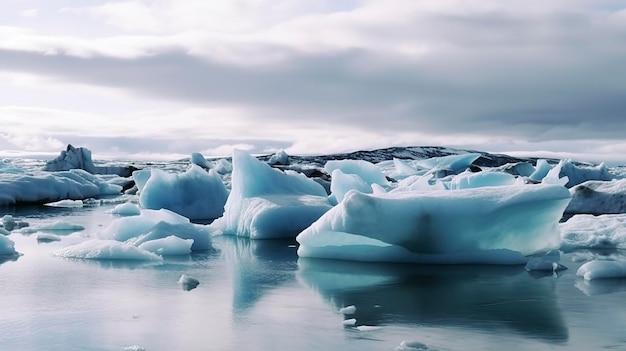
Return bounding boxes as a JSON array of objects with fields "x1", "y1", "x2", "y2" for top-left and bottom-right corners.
[
  {"x1": 324, "y1": 159, "x2": 389, "y2": 187},
  {"x1": 329, "y1": 169, "x2": 373, "y2": 203},
  {"x1": 100, "y1": 209, "x2": 191, "y2": 242},
  {"x1": 126, "y1": 221, "x2": 213, "y2": 251},
  {"x1": 268, "y1": 150, "x2": 289, "y2": 165},
  {"x1": 211, "y1": 150, "x2": 332, "y2": 239},
  {"x1": 43, "y1": 144, "x2": 137, "y2": 177},
  {"x1": 0, "y1": 169, "x2": 122, "y2": 206},
  {"x1": 560, "y1": 214, "x2": 626, "y2": 251},
  {"x1": 54, "y1": 239, "x2": 163, "y2": 261},
  {"x1": 111, "y1": 202, "x2": 142, "y2": 216},
  {"x1": 139, "y1": 165, "x2": 228, "y2": 220},
  {"x1": 190, "y1": 152, "x2": 212, "y2": 170},
  {"x1": 297, "y1": 184, "x2": 571, "y2": 264},
  {"x1": 577, "y1": 260, "x2": 626, "y2": 280},
  {"x1": 137, "y1": 235, "x2": 193, "y2": 256}
]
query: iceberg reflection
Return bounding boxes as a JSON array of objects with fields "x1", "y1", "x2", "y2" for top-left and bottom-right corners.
[{"x1": 298, "y1": 258, "x2": 568, "y2": 343}]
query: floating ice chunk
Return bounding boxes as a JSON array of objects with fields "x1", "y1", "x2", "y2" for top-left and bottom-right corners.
[
  {"x1": 325, "y1": 159, "x2": 389, "y2": 187},
  {"x1": 178, "y1": 274, "x2": 200, "y2": 291},
  {"x1": 212, "y1": 150, "x2": 331, "y2": 239},
  {"x1": 555, "y1": 160, "x2": 613, "y2": 188},
  {"x1": 395, "y1": 340, "x2": 429, "y2": 351},
  {"x1": 542, "y1": 161, "x2": 569, "y2": 187},
  {"x1": 565, "y1": 179, "x2": 626, "y2": 215},
  {"x1": 391, "y1": 158, "x2": 420, "y2": 179},
  {"x1": 2, "y1": 215, "x2": 16, "y2": 227},
  {"x1": 137, "y1": 235, "x2": 193, "y2": 256},
  {"x1": 0, "y1": 227, "x2": 9, "y2": 235},
  {"x1": 54, "y1": 240, "x2": 163, "y2": 261},
  {"x1": 111, "y1": 202, "x2": 141, "y2": 216},
  {"x1": 0, "y1": 169, "x2": 122, "y2": 206},
  {"x1": 560, "y1": 214, "x2": 626, "y2": 251},
  {"x1": 44, "y1": 144, "x2": 136, "y2": 177},
  {"x1": 139, "y1": 165, "x2": 228, "y2": 220},
  {"x1": 525, "y1": 250, "x2": 567, "y2": 274},
  {"x1": 132, "y1": 169, "x2": 152, "y2": 192},
  {"x1": 101, "y1": 209, "x2": 190, "y2": 242},
  {"x1": 576, "y1": 260, "x2": 626, "y2": 280},
  {"x1": 393, "y1": 174, "x2": 446, "y2": 192},
  {"x1": 342, "y1": 318, "x2": 357, "y2": 326},
  {"x1": 356, "y1": 325, "x2": 382, "y2": 332},
  {"x1": 0, "y1": 235, "x2": 18, "y2": 256},
  {"x1": 214, "y1": 159, "x2": 232, "y2": 174},
  {"x1": 128, "y1": 221, "x2": 211, "y2": 251},
  {"x1": 44, "y1": 199, "x2": 84, "y2": 208},
  {"x1": 268, "y1": 150, "x2": 289, "y2": 165},
  {"x1": 529, "y1": 159, "x2": 553, "y2": 182},
  {"x1": 190, "y1": 152, "x2": 212, "y2": 169},
  {"x1": 298, "y1": 184, "x2": 571, "y2": 263},
  {"x1": 415, "y1": 153, "x2": 481, "y2": 174},
  {"x1": 41, "y1": 220, "x2": 85, "y2": 231},
  {"x1": 330, "y1": 169, "x2": 372, "y2": 203},
  {"x1": 339, "y1": 305, "x2": 357, "y2": 315},
  {"x1": 36, "y1": 233, "x2": 62, "y2": 242},
  {"x1": 448, "y1": 171, "x2": 516, "y2": 190}
]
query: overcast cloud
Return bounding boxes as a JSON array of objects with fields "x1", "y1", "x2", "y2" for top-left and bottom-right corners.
[{"x1": 0, "y1": 0, "x2": 625, "y2": 163}]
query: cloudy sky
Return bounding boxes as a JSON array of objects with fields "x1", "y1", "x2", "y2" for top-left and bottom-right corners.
[{"x1": 1, "y1": 0, "x2": 625, "y2": 163}]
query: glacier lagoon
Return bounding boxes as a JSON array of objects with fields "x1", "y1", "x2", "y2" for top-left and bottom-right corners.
[
  {"x1": 2, "y1": 147, "x2": 626, "y2": 350},
  {"x1": 2, "y1": 202, "x2": 626, "y2": 350}
]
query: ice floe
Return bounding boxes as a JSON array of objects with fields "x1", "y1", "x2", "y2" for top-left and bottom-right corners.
[
  {"x1": 576, "y1": 260, "x2": 626, "y2": 280},
  {"x1": 54, "y1": 239, "x2": 163, "y2": 261}
]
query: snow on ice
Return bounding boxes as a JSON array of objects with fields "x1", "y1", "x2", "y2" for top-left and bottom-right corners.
[
  {"x1": 565, "y1": 179, "x2": 626, "y2": 214},
  {"x1": 211, "y1": 150, "x2": 332, "y2": 239}
]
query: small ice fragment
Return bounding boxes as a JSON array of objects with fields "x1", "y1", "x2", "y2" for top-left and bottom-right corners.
[
  {"x1": 0, "y1": 227, "x2": 9, "y2": 235},
  {"x1": 525, "y1": 250, "x2": 567, "y2": 274},
  {"x1": 111, "y1": 202, "x2": 141, "y2": 216},
  {"x1": 339, "y1": 305, "x2": 356, "y2": 315},
  {"x1": 342, "y1": 318, "x2": 357, "y2": 326},
  {"x1": 576, "y1": 260, "x2": 626, "y2": 280},
  {"x1": 396, "y1": 340, "x2": 429, "y2": 350},
  {"x1": 44, "y1": 199, "x2": 84, "y2": 208},
  {"x1": 37, "y1": 234, "x2": 62, "y2": 242},
  {"x1": 356, "y1": 325, "x2": 382, "y2": 332},
  {"x1": 178, "y1": 274, "x2": 200, "y2": 291}
]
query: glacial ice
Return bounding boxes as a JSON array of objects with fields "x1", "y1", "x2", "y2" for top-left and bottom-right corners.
[
  {"x1": 448, "y1": 171, "x2": 516, "y2": 190},
  {"x1": 554, "y1": 160, "x2": 613, "y2": 188},
  {"x1": 137, "y1": 236, "x2": 193, "y2": 256},
  {"x1": 297, "y1": 184, "x2": 571, "y2": 264},
  {"x1": 0, "y1": 235, "x2": 18, "y2": 256},
  {"x1": 268, "y1": 150, "x2": 289, "y2": 165},
  {"x1": 190, "y1": 152, "x2": 212, "y2": 170},
  {"x1": 43, "y1": 144, "x2": 136, "y2": 177},
  {"x1": 111, "y1": 202, "x2": 141, "y2": 216},
  {"x1": 565, "y1": 179, "x2": 626, "y2": 214},
  {"x1": 36, "y1": 233, "x2": 62, "y2": 242},
  {"x1": 525, "y1": 250, "x2": 567, "y2": 273},
  {"x1": 560, "y1": 214, "x2": 626, "y2": 251},
  {"x1": 211, "y1": 150, "x2": 332, "y2": 239},
  {"x1": 54, "y1": 239, "x2": 163, "y2": 261},
  {"x1": 178, "y1": 274, "x2": 200, "y2": 291},
  {"x1": 0, "y1": 169, "x2": 122, "y2": 206},
  {"x1": 529, "y1": 160, "x2": 553, "y2": 182},
  {"x1": 138, "y1": 165, "x2": 228, "y2": 220},
  {"x1": 125, "y1": 221, "x2": 213, "y2": 251},
  {"x1": 415, "y1": 153, "x2": 481, "y2": 175},
  {"x1": 577, "y1": 260, "x2": 626, "y2": 280},
  {"x1": 330, "y1": 169, "x2": 373, "y2": 203},
  {"x1": 339, "y1": 305, "x2": 357, "y2": 315},
  {"x1": 324, "y1": 159, "x2": 389, "y2": 187},
  {"x1": 19, "y1": 220, "x2": 85, "y2": 234},
  {"x1": 100, "y1": 209, "x2": 190, "y2": 242}
]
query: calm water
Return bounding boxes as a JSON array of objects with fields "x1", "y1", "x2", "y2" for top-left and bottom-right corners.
[{"x1": 1, "y1": 204, "x2": 626, "y2": 351}]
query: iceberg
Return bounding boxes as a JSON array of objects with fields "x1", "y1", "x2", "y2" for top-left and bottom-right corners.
[
  {"x1": 329, "y1": 169, "x2": 373, "y2": 203},
  {"x1": 297, "y1": 184, "x2": 571, "y2": 264},
  {"x1": 448, "y1": 171, "x2": 517, "y2": 190},
  {"x1": 560, "y1": 214, "x2": 626, "y2": 251},
  {"x1": 529, "y1": 160, "x2": 553, "y2": 183},
  {"x1": 137, "y1": 236, "x2": 193, "y2": 256},
  {"x1": 554, "y1": 160, "x2": 613, "y2": 188},
  {"x1": 100, "y1": 209, "x2": 191, "y2": 242},
  {"x1": 268, "y1": 150, "x2": 289, "y2": 166},
  {"x1": 138, "y1": 165, "x2": 228, "y2": 220},
  {"x1": 577, "y1": 260, "x2": 626, "y2": 280},
  {"x1": 324, "y1": 159, "x2": 389, "y2": 187},
  {"x1": 110, "y1": 202, "x2": 141, "y2": 216},
  {"x1": 415, "y1": 153, "x2": 481, "y2": 175},
  {"x1": 0, "y1": 235, "x2": 19, "y2": 257},
  {"x1": 211, "y1": 150, "x2": 332, "y2": 239},
  {"x1": 44, "y1": 144, "x2": 137, "y2": 177},
  {"x1": 125, "y1": 221, "x2": 213, "y2": 251},
  {"x1": 565, "y1": 179, "x2": 626, "y2": 214},
  {"x1": 54, "y1": 239, "x2": 163, "y2": 261},
  {"x1": 190, "y1": 152, "x2": 212, "y2": 170}
]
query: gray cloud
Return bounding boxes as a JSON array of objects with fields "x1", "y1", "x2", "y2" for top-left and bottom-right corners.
[{"x1": 1, "y1": 3, "x2": 625, "y2": 148}]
